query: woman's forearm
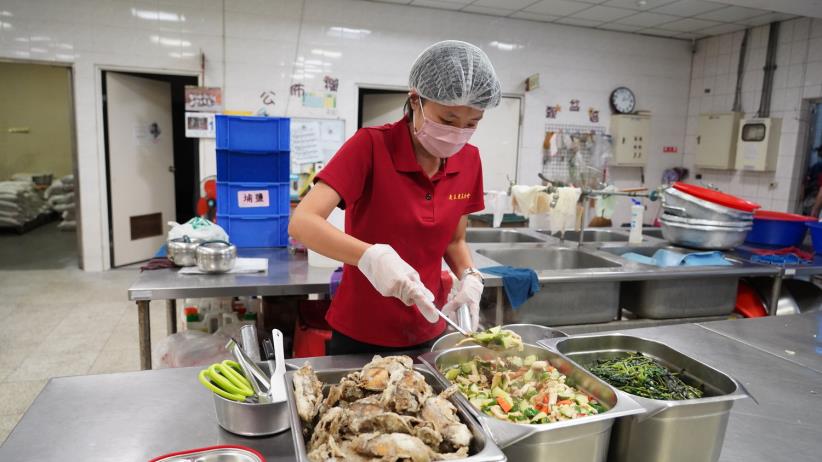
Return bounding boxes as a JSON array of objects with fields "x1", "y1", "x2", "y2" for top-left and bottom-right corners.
[
  {"x1": 289, "y1": 212, "x2": 370, "y2": 265},
  {"x1": 444, "y1": 239, "x2": 474, "y2": 278}
]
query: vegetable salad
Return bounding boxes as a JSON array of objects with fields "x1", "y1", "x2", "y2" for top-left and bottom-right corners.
[{"x1": 441, "y1": 354, "x2": 605, "y2": 424}]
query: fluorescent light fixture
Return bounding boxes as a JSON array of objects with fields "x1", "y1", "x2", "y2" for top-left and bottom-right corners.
[
  {"x1": 304, "y1": 59, "x2": 323, "y2": 66},
  {"x1": 30, "y1": 47, "x2": 47, "y2": 53},
  {"x1": 169, "y1": 51, "x2": 196, "y2": 58},
  {"x1": 489, "y1": 41, "x2": 522, "y2": 51},
  {"x1": 0, "y1": 21, "x2": 12, "y2": 29},
  {"x1": 150, "y1": 35, "x2": 191, "y2": 47},
  {"x1": 0, "y1": 11, "x2": 12, "y2": 17},
  {"x1": 327, "y1": 26, "x2": 371, "y2": 39},
  {"x1": 132, "y1": 8, "x2": 185, "y2": 22},
  {"x1": 311, "y1": 48, "x2": 341, "y2": 58},
  {"x1": 29, "y1": 35, "x2": 51, "y2": 42},
  {"x1": 14, "y1": 37, "x2": 27, "y2": 42},
  {"x1": 53, "y1": 43, "x2": 74, "y2": 50},
  {"x1": 56, "y1": 53, "x2": 75, "y2": 60},
  {"x1": 14, "y1": 50, "x2": 29, "y2": 57}
]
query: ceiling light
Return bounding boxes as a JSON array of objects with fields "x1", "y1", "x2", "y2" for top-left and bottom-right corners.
[
  {"x1": 0, "y1": 11, "x2": 12, "y2": 17},
  {"x1": 311, "y1": 48, "x2": 342, "y2": 58},
  {"x1": 636, "y1": 0, "x2": 647, "y2": 7},
  {"x1": 29, "y1": 35, "x2": 51, "y2": 42},
  {"x1": 304, "y1": 59, "x2": 323, "y2": 66},
  {"x1": 489, "y1": 40, "x2": 523, "y2": 51},
  {"x1": 131, "y1": 8, "x2": 185, "y2": 22},
  {"x1": 150, "y1": 35, "x2": 191, "y2": 47},
  {"x1": 0, "y1": 21, "x2": 12, "y2": 29},
  {"x1": 327, "y1": 26, "x2": 371, "y2": 39},
  {"x1": 30, "y1": 47, "x2": 47, "y2": 53}
]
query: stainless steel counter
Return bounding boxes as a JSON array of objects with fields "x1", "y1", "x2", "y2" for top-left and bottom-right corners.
[{"x1": 2, "y1": 315, "x2": 820, "y2": 461}]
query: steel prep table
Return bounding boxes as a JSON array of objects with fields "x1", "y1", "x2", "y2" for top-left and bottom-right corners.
[
  {"x1": 2, "y1": 313, "x2": 820, "y2": 461},
  {"x1": 127, "y1": 248, "x2": 505, "y2": 370}
]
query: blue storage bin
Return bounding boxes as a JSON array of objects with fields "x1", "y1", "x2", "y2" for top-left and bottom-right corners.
[
  {"x1": 745, "y1": 210, "x2": 814, "y2": 247},
  {"x1": 806, "y1": 222, "x2": 822, "y2": 253},
  {"x1": 216, "y1": 115, "x2": 290, "y2": 152},
  {"x1": 217, "y1": 182, "x2": 290, "y2": 216},
  {"x1": 217, "y1": 149, "x2": 290, "y2": 183},
  {"x1": 217, "y1": 214, "x2": 289, "y2": 248}
]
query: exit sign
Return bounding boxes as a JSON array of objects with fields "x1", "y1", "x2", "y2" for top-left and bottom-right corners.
[{"x1": 663, "y1": 146, "x2": 678, "y2": 153}]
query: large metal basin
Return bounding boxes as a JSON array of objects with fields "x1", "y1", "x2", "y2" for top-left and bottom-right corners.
[
  {"x1": 477, "y1": 247, "x2": 622, "y2": 325},
  {"x1": 465, "y1": 228, "x2": 543, "y2": 243},
  {"x1": 642, "y1": 228, "x2": 664, "y2": 239},
  {"x1": 543, "y1": 229, "x2": 630, "y2": 243},
  {"x1": 604, "y1": 246, "x2": 739, "y2": 319},
  {"x1": 419, "y1": 344, "x2": 644, "y2": 462},
  {"x1": 284, "y1": 366, "x2": 507, "y2": 462},
  {"x1": 476, "y1": 247, "x2": 620, "y2": 271},
  {"x1": 541, "y1": 334, "x2": 749, "y2": 462}
]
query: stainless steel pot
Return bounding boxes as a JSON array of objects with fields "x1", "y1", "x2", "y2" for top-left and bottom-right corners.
[
  {"x1": 284, "y1": 366, "x2": 507, "y2": 462},
  {"x1": 196, "y1": 241, "x2": 237, "y2": 273},
  {"x1": 431, "y1": 323, "x2": 567, "y2": 351},
  {"x1": 660, "y1": 218, "x2": 750, "y2": 250},
  {"x1": 419, "y1": 344, "x2": 644, "y2": 462},
  {"x1": 540, "y1": 334, "x2": 751, "y2": 462},
  {"x1": 166, "y1": 236, "x2": 201, "y2": 267},
  {"x1": 210, "y1": 362, "x2": 290, "y2": 436},
  {"x1": 662, "y1": 187, "x2": 755, "y2": 222}
]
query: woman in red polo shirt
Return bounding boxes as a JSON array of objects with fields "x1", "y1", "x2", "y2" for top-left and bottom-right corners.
[{"x1": 289, "y1": 40, "x2": 501, "y2": 355}]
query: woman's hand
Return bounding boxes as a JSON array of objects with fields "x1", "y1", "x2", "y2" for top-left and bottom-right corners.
[
  {"x1": 441, "y1": 274, "x2": 483, "y2": 331},
  {"x1": 357, "y1": 244, "x2": 439, "y2": 323}
]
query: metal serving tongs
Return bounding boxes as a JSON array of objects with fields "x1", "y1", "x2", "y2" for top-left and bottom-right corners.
[{"x1": 436, "y1": 304, "x2": 474, "y2": 337}]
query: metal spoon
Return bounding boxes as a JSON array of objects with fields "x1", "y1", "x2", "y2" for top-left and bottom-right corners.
[{"x1": 435, "y1": 306, "x2": 471, "y2": 337}]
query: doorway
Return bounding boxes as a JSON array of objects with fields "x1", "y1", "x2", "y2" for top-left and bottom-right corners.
[
  {"x1": 797, "y1": 99, "x2": 822, "y2": 216},
  {"x1": 102, "y1": 71, "x2": 198, "y2": 267},
  {"x1": 356, "y1": 87, "x2": 522, "y2": 192},
  {"x1": 0, "y1": 61, "x2": 78, "y2": 270}
]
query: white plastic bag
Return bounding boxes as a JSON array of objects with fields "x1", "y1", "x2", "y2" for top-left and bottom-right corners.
[
  {"x1": 152, "y1": 330, "x2": 231, "y2": 368},
  {"x1": 167, "y1": 217, "x2": 228, "y2": 242}
]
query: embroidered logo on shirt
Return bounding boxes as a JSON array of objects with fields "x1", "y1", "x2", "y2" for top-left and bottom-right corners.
[{"x1": 449, "y1": 193, "x2": 471, "y2": 200}]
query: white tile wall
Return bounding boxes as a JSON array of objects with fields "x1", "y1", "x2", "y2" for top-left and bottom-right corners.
[
  {"x1": 684, "y1": 18, "x2": 822, "y2": 215},
  {"x1": 0, "y1": 0, "x2": 692, "y2": 270}
]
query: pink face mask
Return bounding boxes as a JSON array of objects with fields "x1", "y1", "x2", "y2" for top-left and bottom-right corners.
[{"x1": 413, "y1": 102, "x2": 476, "y2": 159}]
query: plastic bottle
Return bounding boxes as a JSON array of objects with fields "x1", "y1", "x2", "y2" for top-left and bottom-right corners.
[{"x1": 629, "y1": 199, "x2": 644, "y2": 245}]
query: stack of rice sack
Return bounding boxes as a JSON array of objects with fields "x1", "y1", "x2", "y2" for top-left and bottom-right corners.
[
  {"x1": 0, "y1": 181, "x2": 49, "y2": 228},
  {"x1": 45, "y1": 175, "x2": 76, "y2": 231}
]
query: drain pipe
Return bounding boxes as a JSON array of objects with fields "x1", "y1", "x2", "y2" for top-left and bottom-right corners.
[
  {"x1": 732, "y1": 29, "x2": 749, "y2": 112},
  {"x1": 757, "y1": 22, "x2": 780, "y2": 118}
]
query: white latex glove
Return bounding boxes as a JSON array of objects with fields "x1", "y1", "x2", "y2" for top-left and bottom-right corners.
[
  {"x1": 441, "y1": 274, "x2": 483, "y2": 331},
  {"x1": 357, "y1": 244, "x2": 439, "y2": 323}
]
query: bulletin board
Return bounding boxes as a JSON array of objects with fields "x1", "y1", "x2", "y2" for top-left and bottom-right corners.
[{"x1": 290, "y1": 118, "x2": 346, "y2": 171}]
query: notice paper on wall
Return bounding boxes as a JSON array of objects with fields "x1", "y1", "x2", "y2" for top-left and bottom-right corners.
[{"x1": 290, "y1": 118, "x2": 346, "y2": 168}]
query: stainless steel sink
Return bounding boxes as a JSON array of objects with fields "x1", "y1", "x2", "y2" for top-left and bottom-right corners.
[
  {"x1": 543, "y1": 229, "x2": 630, "y2": 243},
  {"x1": 642, "y1": 228, "x2": 664, "y2": 239},
  {"x1": 603, "y1": 246, "x2": 740, "y2": 319},
  {"x1": 477, "y1": 247, "x2": 621, "y2": 325},
  {"x1": 465, "y1": 228, "x2": 543, "y2": 244},
  {"x1": 477, "y1": 247, "x2": 621, "y2": 271}
]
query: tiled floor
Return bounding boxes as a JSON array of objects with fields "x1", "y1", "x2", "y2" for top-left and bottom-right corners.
[{"x1": 0, "y1": 223, "x2": 169, "y2": 444}]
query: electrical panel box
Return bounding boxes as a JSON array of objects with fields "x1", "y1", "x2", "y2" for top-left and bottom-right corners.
[
  {"x1": 610, "y1": 114, "x2": 650, "y2": 166},
  {"x1": 695, "y1": 112, "x2": 742, "y2": 170},
  {"x1": 735, "y1": 118, "x2": 781, "y2": 171}
]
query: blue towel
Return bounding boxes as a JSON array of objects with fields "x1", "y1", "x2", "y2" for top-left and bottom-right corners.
[
  {"x1": 750, "y1": 254, "x2": 809, "y2": 266},
  {"x1": 622, "y1": 249, "x2": 731, "y2": 267},
  {"x1": 154, "y1": 244, "x2": 168, "y2": 258},
  {"x1": 480, "y1": 266, "x2": 540, "y2": 309}
]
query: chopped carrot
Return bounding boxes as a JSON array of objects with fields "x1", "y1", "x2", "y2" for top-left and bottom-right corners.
[
  {"x1": 497, "y1": 396, "x2": 512, "y2": 413},
  {"x1": 556, "y1": 400, "x2": 573, "y2": 406}
]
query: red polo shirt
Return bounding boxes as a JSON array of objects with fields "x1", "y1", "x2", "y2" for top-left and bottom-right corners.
[{"x1": 314, "y1": 117, "x2": 485, "y2": 347}]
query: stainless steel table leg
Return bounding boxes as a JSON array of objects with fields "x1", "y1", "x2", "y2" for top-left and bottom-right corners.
[
  {"x1": 166, "y1": 299, "x2": 177, "y2": 335},
  {"x1": 138, "y1": 301, "x2": 152, "y2": 370},
  {"x1": 495, "y1": 287, "x2": 504, "y2": 326},
  {"x1": 768, "y1": 273, "x2": 783, "y2": 316}
]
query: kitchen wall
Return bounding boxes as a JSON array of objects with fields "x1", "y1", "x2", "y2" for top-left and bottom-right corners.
[
  {"x1": 684, "y1": 17, "x2": 822, "y2": 213},
  {"x1": 0, "y1": 0, "x2": 692, "y2": 270},
  {"x1": 0, "y1": 62, "x2": 74, "y2": 180}
]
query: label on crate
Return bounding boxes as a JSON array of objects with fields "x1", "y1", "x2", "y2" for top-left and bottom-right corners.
[{"x1": 237, "y1": 190, "x2": 270, "y2": 208}]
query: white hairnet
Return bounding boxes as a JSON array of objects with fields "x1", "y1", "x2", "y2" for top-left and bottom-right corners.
[{"x1": 409, "y1": 40, "x2": 501, "y2": 110}]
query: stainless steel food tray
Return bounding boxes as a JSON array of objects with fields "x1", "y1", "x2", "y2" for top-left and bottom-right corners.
[
  {"x1": 150, "y1": 445, "x2": 264, "y2": 462},
  {"x1": 540, "y1": 334, "x2": 750, "y2": 462},
  {"x1": 419, "y1": 344, "x2": 644, "y2": 462},
  {"x1": 284, "y1": 366, "x2": 507, "y2": 462}
]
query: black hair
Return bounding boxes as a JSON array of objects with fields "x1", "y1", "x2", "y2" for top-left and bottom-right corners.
[{"x1": 403, "y1": 95, "x2": 426, "y2": 119}]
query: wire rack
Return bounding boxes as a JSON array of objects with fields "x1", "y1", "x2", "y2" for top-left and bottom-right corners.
[{"x1": 541, "y1": 123, "x2": 608, "y2": 185}]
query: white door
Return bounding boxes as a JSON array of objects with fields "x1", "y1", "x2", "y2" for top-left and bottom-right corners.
[
  {"x1": 470, "y1": 96, "x2": 521, "y2": 192},
  {"x1": 105, "y1": 72, "x2": 175, "y2": 267}
]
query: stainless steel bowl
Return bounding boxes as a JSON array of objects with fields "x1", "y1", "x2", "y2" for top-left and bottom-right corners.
[
  {"x1": 431, "y1": 323, "x2": 567, "y2": 351},
  {"x1": 660, "y1": 212, "x2": 752, "y2": 228},
  {"x1": 211, "y1": 362, "x2": 290, "y2": 436},
  {"x1": 662, "y1": 187, "x2": 755, "y2": 222},
  {"x1": 196, "y1": 241, "x2": 237, "y2": 273},
  {"x1": 166, "y1": 236, "x2": 201, "y2": 267},
  {"x1": 660, "y1": 218, "x2": 750, "y2": 250}
]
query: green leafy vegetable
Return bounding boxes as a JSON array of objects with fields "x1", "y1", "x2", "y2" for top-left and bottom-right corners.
[
  {"x1": 587, "y1": 353, "x2": 704, "y2": 401},
  {"x1": 455, "y1": 326, "x2": 524, "y2": 352}
]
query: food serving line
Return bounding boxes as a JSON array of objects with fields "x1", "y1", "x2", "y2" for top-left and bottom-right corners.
[{"x1": 1, "y1": 312, "x2": 819, "y2": 461}]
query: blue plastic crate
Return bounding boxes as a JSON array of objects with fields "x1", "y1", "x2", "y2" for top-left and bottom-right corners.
[
  {"x1": 217, "y1": 181, "x2": 290, "y2": 216},
  {"x1": 216, "y1": 149, "x2": 290, "y2": 183},
  {"x1": 217, "y1": 214, "x2": 289, "y2": 248},
  {"x1": 216, "y1": 115, "x2": 290, "y2": 152}
]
